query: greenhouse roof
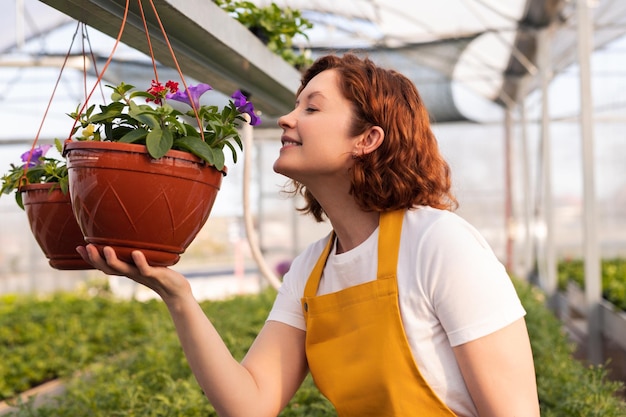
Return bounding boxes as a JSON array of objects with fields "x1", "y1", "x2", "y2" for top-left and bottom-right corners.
[{"x1": 1, "y1": 0, "x2": 626, "y2": 136}]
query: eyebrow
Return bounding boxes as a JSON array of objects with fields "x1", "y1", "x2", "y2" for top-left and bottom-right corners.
[{"x1": 295, "y1": 91, "x2": 325, "y2": 107}]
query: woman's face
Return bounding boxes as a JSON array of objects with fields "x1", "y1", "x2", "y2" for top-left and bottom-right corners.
[{"x1": 273, "y1": 69, "x2": 360, "y2": 186}]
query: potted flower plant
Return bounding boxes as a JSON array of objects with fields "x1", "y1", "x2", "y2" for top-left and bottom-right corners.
[
  {"x1": 214, "y1": 0, "x2": 313, "y2": 70},
  {"x1": 1, "y1": 142, "x2": 92, "y2": 270},
  {"x1": 63, "y1": 80, "x2": 261, "y2": 267}
]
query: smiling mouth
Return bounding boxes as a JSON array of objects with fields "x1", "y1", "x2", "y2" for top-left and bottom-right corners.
[{"x1": 281, "y1": 139, "x2": 301, "y2": 147}]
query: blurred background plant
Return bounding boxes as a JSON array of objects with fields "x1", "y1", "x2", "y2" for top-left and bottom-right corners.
[{"x1": 214, "y1": 0, "x2": 313, "y2": 70}]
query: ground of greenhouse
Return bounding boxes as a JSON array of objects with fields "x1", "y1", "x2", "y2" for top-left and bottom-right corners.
[{"x1": 0, "y1": 379, "x2": 65, "y2": 416}]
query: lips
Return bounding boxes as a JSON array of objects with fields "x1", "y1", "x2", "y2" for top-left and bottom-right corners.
[{"x1": 280, "y1": 136, "x2": 301, "y2": 147}]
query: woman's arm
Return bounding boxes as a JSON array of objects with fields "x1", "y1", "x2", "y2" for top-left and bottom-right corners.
[
  {"x1": 78, "y1": 245, "x2": 308, "y2": 417},
  {"x1": 453, "y1": 317, "x2": 540, "y2": 417}
]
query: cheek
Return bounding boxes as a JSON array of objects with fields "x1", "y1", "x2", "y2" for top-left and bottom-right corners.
[{"x1": 304, "y1": 116, "x2": 353, "y2": 146}]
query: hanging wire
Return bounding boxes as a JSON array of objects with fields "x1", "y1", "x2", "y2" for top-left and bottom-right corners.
[
  {"x1": 81, "y1": 23, "x2": 107, "y2": 104},
  {"x1": 142, "y1": 0, "x2": 206, "y2": 141},
  {"x1": 136, "y1": 0, "x2": 160, "y2": 83},
  {"x1": 64, "y1": 0, "x2": 207, "y2": 143},
  {"x1": 19, "y1": 20, "x2": 83, "y2": 184},
  {"x1": 65, "y1": 0, "x2": 131, "y2": 143}
]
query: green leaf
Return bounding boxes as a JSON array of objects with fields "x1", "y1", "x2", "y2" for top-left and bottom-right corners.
[
  {"x1": 129, "y1": 91, "x2": 155, "y2": 100},
  {"x1": 182, "y1": 123, "x2": 201, "y2": 137},
  {"x1": 173, "y1": 136, "x2": 224, "y2": 170},
  {"x1": 107, "y1": 82, "x2": 135, "y2": 100},
  {"x1": 128, "y1": 102, "x2": 160, "y2": 129},
  {"x1": 15, "y1": 191, "x2": 24, "y2": 210},
  {"x1": 54, "y1": 138, "x2": 64, "y2": 154},
  {"x1": 88, "y1": 102, "x2": 126, "y2": 123},
  {"x1": 146, "y1": 127, "x2": 173, "y2": 159},
  {"x1": 119, "y1": 128, "x2": 149, "y2": 144},
  {"x1": 224, "y1": 141, "x2": 239, "y2": 164}
]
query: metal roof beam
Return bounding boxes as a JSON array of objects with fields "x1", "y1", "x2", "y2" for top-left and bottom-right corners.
[{"x1": 38, "y1": 0, "x2": 301, "y2": 117}]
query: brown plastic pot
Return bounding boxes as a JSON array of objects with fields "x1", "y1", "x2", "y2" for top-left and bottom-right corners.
[
  {"x1": 20, "y1": 183, "x2": 92, "y2": 270},
  {"x1": 65, "y1": 141, "x2": 225, "y2": 267}
]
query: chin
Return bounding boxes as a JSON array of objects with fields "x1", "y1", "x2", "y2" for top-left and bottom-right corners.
[
  {"x1": 273, "y1": 160, "x2": 300, "y2": 182},
  {"x1": 272, "y1": 159, "x2": 289, "y2": 176}
]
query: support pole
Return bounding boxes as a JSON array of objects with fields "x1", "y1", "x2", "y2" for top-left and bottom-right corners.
[
  {"x1": 519, "y1": 97, "x2": 534, "y2": 279},
  {"x1": 504, "y1": 106, "x2": 514, "y2": 272},
  {"x1": 537, "y1": 28, "x2": 557, "y2": 300},
  {"x1": 577, "y1": 0, "x2": 602, "y2": 364},
  {"x1": 242, "y1": 122, "x2": 282, "y2": 290}
]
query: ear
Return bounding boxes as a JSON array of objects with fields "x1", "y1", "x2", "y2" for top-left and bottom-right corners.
[{"x1": 354, "y1": 126, "x2": 384, "y2": 156}]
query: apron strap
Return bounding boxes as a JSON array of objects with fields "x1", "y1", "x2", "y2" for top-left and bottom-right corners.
[{"x1": 303, "y1": 231, "x2": 335, "y2": 297}]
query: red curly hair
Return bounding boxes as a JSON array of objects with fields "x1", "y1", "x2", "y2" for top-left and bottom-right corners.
[{"x1": 289, "y1": 53, "x2": 458, "y2": 222}]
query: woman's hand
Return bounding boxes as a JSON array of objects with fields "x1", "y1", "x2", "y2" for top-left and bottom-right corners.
[{"x1": 76, "y1": 244, "x2": 192, "y2": 302}]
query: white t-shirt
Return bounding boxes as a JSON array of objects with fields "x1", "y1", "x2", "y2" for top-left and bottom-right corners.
[{"x1": 267, "y1": 206, "x2": 526, "y2": 416}]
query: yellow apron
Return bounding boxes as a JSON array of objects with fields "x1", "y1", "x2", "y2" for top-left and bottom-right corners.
[{"x1": 301, "y1": 210, "x2": 457, "y2": 416}]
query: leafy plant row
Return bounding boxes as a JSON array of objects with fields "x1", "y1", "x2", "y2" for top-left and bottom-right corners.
[
  {"x1": 0, "y1": 289, "x2": 161, "y2": 400},
  {"x1": 558, "y1": 258, "x2": 626, "y2": 311},
  {"x1": 1, "y1": 280, "x2": 625, "y2": 416},
  {"x1": 513, "y1": 280, "x2": 625, "y2": 416}
]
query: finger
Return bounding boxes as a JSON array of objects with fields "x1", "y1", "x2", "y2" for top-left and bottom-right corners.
[
  {"x1": 76, "y1": 246, "x2": 91, "y2": 263},
  {"x1": 84, "y1": 244, "x2": 109, "y2": 268},
  {"x1": 83, "y1": 244, "x2": 128, "y2": 276},
  {"x1": 101, "y1": 246, "x2": 140, "y2": 276},
  {"x1": 131, "y1": 250, "x2": 153, "y2": 276}
]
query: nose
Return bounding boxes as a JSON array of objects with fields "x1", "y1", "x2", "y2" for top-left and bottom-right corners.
[{"x1": 277, "y1": 110, "x2": 294, "y2": 129}]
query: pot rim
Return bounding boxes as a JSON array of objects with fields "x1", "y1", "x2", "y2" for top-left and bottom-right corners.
[
  {"x1": 18, "y1": 182, "x2": 65, "y2": 192},
  {"x1": 63, "y1": 140, "x2": 228, "y2": 175}
]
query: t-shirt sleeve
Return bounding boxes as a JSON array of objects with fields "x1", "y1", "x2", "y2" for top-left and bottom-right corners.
[
  {"x1": 266, "y1": 271, "x2": 307, "y2": 330},
  {"x1": 420, "y1": 214, "x2": 526, "y2": 347},
  {"x1": 266, "y1": 235, "x2": 330, "y2": 331}
]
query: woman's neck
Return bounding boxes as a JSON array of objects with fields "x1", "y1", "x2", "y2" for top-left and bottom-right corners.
[{"x1": 327, "y1": 208, "x2": 380, "y2": 254}]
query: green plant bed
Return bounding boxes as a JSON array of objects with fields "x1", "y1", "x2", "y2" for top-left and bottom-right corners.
[
  {"x1": 514, "y1": 279, "x2": 626, "y2": 416},
  {"x1": 2, "y1": 280, "x2": 625, "y2": 416},
  {"x1": 558, "y1": 258, "x2": 626, "y2": 311},
  {"x1": 0, "y1": 287, "x2": 164, "y2": 401},
  {"x1": 1, "y1": 287, "x2": 332, "y2": 416}
]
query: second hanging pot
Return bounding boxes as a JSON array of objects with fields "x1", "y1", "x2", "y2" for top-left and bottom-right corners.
[{"x1": 21, "y1": 182, "x2": 92, "y2": 270}]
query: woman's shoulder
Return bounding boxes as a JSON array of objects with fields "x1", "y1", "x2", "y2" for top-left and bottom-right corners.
[
  {"x1": 403, "y1": 206, "x2": 494, "y2": 253},
  {"x1": 282, "y1": 232, "x2": 333, "y2": 285},
  {"x1": 404, "y1": 206, "x2": 466, "y2": 235}
]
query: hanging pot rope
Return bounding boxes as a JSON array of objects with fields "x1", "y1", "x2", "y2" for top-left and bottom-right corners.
[
  {"x1": 136, "y1": 0, "x2": 205, "y2": 140},
  {"x1": 81, "y1": 23, "x2": 107, "y2": 105},
  {"x1": 20, "y1": 21, "x2": 88, "y2": 187},
  {"x1": 63, "y1": 0, "x2": 204, "y2": 143},
  {"x1": 65, "y1": 0, "x2": 130, "y2": 144}
]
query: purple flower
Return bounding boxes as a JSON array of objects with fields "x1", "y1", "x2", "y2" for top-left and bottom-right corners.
[
  {"x1": 231, "y1": 90, "x2": 261, "y2": 126},
  {"x1": 20, "y1": 145, "x2": 52, "y2": 167},
  {"x1": 166, "y1": 83, "x2": 212, "y2": 110},
  {"x1": 275, "y1": 259, "x2": 292, "y2": 277},
  {"x1": 231, "y1": 90, "x2": 248, "y2": 108}
]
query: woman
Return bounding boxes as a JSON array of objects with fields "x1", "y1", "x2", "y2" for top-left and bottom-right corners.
[{"x1": 78, "y1": 54, "x2": 540, "y2": 416}]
